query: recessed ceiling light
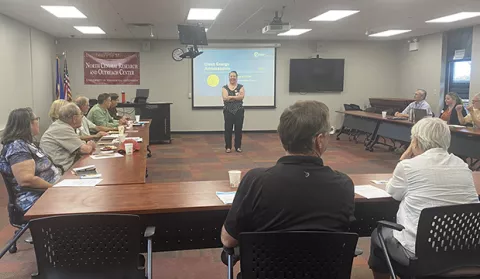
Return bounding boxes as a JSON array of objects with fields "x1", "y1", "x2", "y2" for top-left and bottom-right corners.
[
  {"x1": 426, "y1": 12, "x2": 480, "y2": 23},
  {"x1": 369, "y1": 29, "x2": 411, "y2": 37},
  {"x1": 187, "y1": 8, "x2": 222, "y2": 20},
  {"x1": 41, "y1": 6, "x2": 87, "y2": 18},
  {"x1": 278, "y1": 29, "x2": 312, "y2": 36},
  {"x1": 205, "y1": 28, "x2": 209, "y2": 32},
  {"x1": 74, "y1": 26, "x2": 105, "y2": 34},
  {"x1": 309, "y1": 10, "x2": 359, "y2": 21}
]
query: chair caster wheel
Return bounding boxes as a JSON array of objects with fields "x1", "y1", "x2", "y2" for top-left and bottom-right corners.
[{"x1": 9, "y1": 245, "x2": 17, "y2": 254}]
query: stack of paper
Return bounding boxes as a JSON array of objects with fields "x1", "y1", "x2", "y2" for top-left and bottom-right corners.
[
  {"x1": 371, "y1": 179, "x2": 390, "y2": 185},
  {"x1": 216, "y1": 191, "x2": 236, "y2": 204},
  {"x1": 125, "y1": 137, "x2": 143, "y2": 143},
  {"x1": 54, "y1": 179, "x2": 103, "y2": 187},
  {"x1": 355, "y1": 185, "x2": 391, "y2": 199},
  {"x1": 90, "y1": 153, "x2": 124, "y2": 160}
]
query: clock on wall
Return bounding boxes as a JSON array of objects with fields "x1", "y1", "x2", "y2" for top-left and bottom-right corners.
[{"x1": 172, "y1": 48, "x2": 184, "y2": 62}]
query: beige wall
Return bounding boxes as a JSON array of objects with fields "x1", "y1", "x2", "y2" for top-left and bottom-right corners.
[
  {"x1": 57, "y1": 38, "x2": 400, "y2": 131},
  {"x1": 470, "y1": 25, "x2": 480, "y2": 99},
  {"x1": 0, "y1": 14, "x2": 56, "y2": 134},
  {"x1": 396, "y1": 33, "x2": 445, "y2": 115}
]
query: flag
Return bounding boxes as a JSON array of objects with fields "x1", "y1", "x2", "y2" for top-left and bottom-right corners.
[
  {"x1": 63, "y1": 58, "x2": 72, "y2": 101},
  {"x1": 55, "y1": 57, "x2": 65, "y2": 100}
]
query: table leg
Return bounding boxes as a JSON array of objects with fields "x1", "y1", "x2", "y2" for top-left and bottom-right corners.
[
  {"x1": 147, "y1": 146, "x2": 152, "y2": 158},
  {"x1": 336, "y1": 126, "x2": 347, "y2": 140}
]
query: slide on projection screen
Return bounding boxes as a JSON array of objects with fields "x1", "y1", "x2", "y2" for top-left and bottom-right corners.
[{"x1": 192, "y1": 48, "x2": 276, "y2": 108}]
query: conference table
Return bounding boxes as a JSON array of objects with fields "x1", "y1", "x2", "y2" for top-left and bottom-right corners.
[
  {"x1": 24, "y1": 173, "x2": 480, "y2": 253},
  {"x1": 336, "y1": 111, "x2": 480, "y2": 164},
  {"x1": 60, "y1": 121, "x2": 151, "y2": 186}
]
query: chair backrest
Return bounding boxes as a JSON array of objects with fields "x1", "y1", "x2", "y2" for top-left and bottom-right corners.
[
  {"x1": 0, "y1": 171, "x2": 25, "y2": 226},
  {"x1": 349, "y1": 104, "x2": 362, "y2": 111},
  {"x1": 239, "y1": 231, "x2": 358, "y2": 279},
  {"x1": 413, "y1": 203, "x2": 480, "y2": 277},
  {"x1": 30, "y1": 214, "x2": 145, "y2": 279}
]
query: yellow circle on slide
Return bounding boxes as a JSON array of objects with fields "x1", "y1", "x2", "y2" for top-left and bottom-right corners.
[{"x1": 207, "y1": 74, "x2": 220, "y2": 87}]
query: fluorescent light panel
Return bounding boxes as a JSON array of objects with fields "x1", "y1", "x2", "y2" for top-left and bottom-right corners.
[
  {"x1": 41, "y1": 6, "x2": 86, "y2": 18},
  {"x1": 426, "y1": 12, "x2": 480, "y2": 23},
  {"x1": 369, "y1": 29, "x2": 411, "y2": 37},
  {"x1": 278, "y1": 29, "x2": 312, "y2": 36},
  {"x1": 310, "y1": 10, "x2": 359, "y2": 21},
  {"x1": 187, "y1": 8, "x2": 222, "y2": 20},
  {"x1": 74, "y1": 26, "x2": 105, "y2": 34}
]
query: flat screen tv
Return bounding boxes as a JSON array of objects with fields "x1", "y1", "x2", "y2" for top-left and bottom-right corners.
[{"x1": 289, "y1": 58, "x2": 345, "y2": 92}]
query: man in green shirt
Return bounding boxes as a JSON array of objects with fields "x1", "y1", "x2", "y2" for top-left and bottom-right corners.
[{"x1": 87, "y1": 93, "x2": 127, "y2": 128}]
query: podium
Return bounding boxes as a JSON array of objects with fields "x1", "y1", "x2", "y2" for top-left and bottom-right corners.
[{"x1": 117, "y1": 102, "x2": 172, "y2": 144}]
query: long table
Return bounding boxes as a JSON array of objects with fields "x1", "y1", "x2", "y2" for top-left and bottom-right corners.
[
  {"x1": 337, "y1": 111, "x2": 480, "y2": 163},
  {"x1": 60, "y1": 122, "x2": 151, "y2": 186},
  {"x1": 24, "y1": 173, "x2": 480, "y2": 252}
]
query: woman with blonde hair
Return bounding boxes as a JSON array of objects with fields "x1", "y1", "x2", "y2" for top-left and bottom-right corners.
[
  {"x1": 48, "y1": 99, "x2": 69, "y2": 122},
  {"x1": 440, "y1": 92, "x2": 466, "y2": 125}
]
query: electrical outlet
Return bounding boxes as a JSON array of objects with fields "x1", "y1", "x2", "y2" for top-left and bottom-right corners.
[{"x1": 188, "y1": 93, "x2": 192, "y2": 99}]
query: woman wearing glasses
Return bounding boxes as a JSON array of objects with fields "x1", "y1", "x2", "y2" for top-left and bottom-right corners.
[{"x1": 0, "y1": 108, "x2": 61, "y2": 214}]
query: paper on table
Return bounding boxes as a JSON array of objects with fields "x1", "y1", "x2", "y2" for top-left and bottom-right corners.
[
  {"x1": 54, "y1": 179, "x2": 102, "y2": 187},
  {"x1": 216, "y1": 191, "x2": 236, "y2": 204},
  {"x1": 90, "y1": 153, "x2": 124, "y2": 159},
  {"x1": 371, "y1": 179, "x2": 390, "y2": 185},
  {"x1": 355, "y1": 185, "x2": 391, "y2": 199},
  {"x1": 449, "y1": 125, "x2": 465, "y2": 128}
]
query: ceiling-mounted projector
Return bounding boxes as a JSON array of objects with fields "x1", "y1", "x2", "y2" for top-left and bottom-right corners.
[{"x1": 262, "y1": 9, "x2": 291, "y2": 34}]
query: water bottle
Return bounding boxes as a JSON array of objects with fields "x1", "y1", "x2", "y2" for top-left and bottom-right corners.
[{"x1": 121, "y1": 91, "x2": 126, "y2": 103}]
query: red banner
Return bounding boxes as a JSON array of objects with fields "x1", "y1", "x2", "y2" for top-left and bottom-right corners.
[{"x1": 84, "y1": 52, "x2": 140, "y2": 85}]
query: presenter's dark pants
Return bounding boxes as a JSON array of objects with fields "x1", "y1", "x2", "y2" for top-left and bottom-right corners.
[{"x1": 224, "y1": 109, "x2": 244, "y2": 150}]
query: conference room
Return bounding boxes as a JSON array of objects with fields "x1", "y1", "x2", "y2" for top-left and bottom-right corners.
[{"x1": 1, "y1": 0, "x2": 480, "y2": 278}]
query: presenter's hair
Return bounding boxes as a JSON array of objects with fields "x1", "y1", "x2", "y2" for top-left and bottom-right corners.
[
  {"x1": 97, "y1": 93, "x2": 111, "y2": 104},
  {"x1": 229, "y1": 71, "x2": 238, "y2": 77},
  {"x1": 278, "y1": 100, "x2": 330, "y2": 155}
]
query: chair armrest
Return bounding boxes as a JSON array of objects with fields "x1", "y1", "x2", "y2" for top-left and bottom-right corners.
[
  {"x1": 377, "y1": 220, "x2": 405, "y2": 231},
  {"x1": 223, "y1": 246, "x2": 235, "y2": 256},
  {"x1": 144, "y1": 226, "x2": 155, "y2": 238}
]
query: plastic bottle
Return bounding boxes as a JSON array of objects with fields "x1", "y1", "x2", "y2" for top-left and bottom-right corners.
[{"x1": 121, "y1": 91, "x2": 126, "y2": 103}]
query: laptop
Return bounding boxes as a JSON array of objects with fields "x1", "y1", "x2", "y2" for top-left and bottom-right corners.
[
  {"x1": 413, "y1": 108, "x2": 427, "y2": 122},
  {"x1": 134, "y1": 89, "x2": 149, "y2": 103}
]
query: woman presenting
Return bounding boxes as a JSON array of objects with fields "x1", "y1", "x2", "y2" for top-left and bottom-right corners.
[{"x1": 222, "y1": 71, "x2": 245, "y2": 153}]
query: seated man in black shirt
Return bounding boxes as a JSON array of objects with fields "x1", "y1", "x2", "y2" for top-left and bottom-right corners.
[{"x1": 221, "y1": 100, "x2": 355, "y2": 249}]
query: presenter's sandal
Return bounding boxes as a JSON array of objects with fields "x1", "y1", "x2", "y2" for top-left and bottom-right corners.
[
  {"x1": 236, "y1": 148, "x2": 242, "y2": 153},
  {"x1": 226, "y1": 148, "x2": 231, "y2": 153}
]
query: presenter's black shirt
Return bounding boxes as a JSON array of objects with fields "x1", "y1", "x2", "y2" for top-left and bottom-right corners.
[
  {"x1": 223, "y1": 84, "x2": 243, "y2": 115},
  {"x1": 224, "y1": 155, "x2": 355, "y2": 239}
]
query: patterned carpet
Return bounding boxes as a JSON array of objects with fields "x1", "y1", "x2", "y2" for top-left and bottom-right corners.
[{"x1": 0, "y1": 132, "x2": 399, "y2": 279}]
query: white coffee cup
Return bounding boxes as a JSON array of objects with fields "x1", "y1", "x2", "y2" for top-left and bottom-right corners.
[
  {"x1": 125, "y1": 143, "x2": 134, "y2": 155},
  {"x1": 119, "y1": 135, "x2": 126, "y2": 143},
  {"x1": 228, "y1": 170, "x2": 242, "y2": 188},
  {"x1": 135, "y1": 115, "x2": 140, "y2": 123},
  {"x1": 382, "y1": 111, "x2": 387, "y2": 119}
]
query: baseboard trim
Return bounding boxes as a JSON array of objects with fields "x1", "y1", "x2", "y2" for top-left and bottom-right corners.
[{"x1": 172, "y1": 130, "x2": 277, "y2": 134}]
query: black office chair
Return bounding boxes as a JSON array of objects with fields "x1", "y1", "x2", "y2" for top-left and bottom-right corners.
[
  {"x1": 377, "y1": 203, "x2": 480, "y2": 279},
  {"x1": 29, "y1": 214, "x2": 155, "y2": 279},
  {"x1": 0, "y1": 172, "x2": 30, "y2": 255},
  {"x1": 224, "y1": 231, "x2": 359, "y2": 279}
]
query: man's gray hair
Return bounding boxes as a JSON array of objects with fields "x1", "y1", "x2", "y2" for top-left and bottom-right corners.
[
  {"x1": 417, "y1": 89, "x2": 427, "y2": 100},
  {"x1": 278, "y1": 100, "x2": 330, "y2": 154},
  {"x1": 58, "y1": 103, "x2": 81, "y2": 123},
  {"x1": 411, "y1": 117, "x2": 450, "y2": 151},
  {"x1": 75, "y1": 96, "x2": 89, "y2": 107}
]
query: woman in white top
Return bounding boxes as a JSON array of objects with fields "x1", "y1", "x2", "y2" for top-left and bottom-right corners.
[{"x1": 369, "y1": 117, "x2": 479, "y2": 279}]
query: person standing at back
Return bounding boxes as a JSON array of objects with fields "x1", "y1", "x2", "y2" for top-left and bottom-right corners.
[
  {"x1": 395, "y1": 89, "x2": 432, "y2": 118},
  {"x1": 222, "y1": 71, "x2": 245, "y2": 153},
  {"x1": 221, "y1": 100, "x2": 355, "y2": 248}
]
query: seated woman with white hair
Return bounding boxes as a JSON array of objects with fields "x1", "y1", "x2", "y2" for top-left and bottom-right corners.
[{"x1": 368, "y1": 117, "x2": 479, "y2": 279}]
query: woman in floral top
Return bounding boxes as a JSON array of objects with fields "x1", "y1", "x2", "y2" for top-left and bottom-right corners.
[{"x1": 0, "y1": 108, "x2": 61, "y2": 213}]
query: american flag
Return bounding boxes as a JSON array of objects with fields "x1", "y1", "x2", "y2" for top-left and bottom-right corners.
[{"x1": 63, "y1": 59, "x2": 72, "y2": 101}]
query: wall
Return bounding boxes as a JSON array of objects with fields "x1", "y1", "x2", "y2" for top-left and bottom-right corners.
[
  {"x1": 0, "y1": 14, "x2": 56, "y2": 134},
  {"x1": 396, "y1": 33, "x2": 445, "y2": 115},
  {"x1": 470, "y1": 25, "x2": 480, "y2": 99},
  {"x1": 56, "y1": 38, "x2": 400, "y2": 131}
]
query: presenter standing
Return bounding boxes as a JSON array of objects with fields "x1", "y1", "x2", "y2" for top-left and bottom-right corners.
[{"x1": 222, "y1": 71, "x2": 245, "y2": 153}]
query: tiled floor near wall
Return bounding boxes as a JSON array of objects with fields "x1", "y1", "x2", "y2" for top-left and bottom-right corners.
[{"x1": 0, "y1": 132, "x2": 399, "y2": 279}]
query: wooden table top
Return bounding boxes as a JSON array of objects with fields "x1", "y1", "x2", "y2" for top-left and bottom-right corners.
[
  {"x1": 60, "y1": 121, "x2": 151, "y2": 186},
  {"x1": 24, "y1": 173, "x2": 480, "y2": 220},
  {"x1": 337, "y1": 111, "x2": 480, "y2": 136}
]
